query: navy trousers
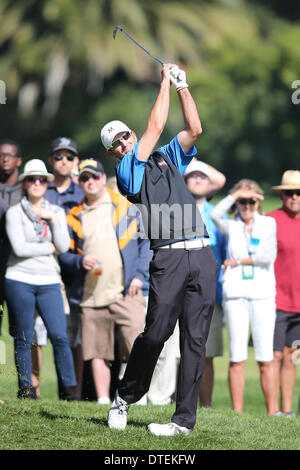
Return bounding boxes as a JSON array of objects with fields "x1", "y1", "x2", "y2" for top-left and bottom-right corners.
[{"x1": 119, "y1": 246, "x2": 217, "y2": 429}]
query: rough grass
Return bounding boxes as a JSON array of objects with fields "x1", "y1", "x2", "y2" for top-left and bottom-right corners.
[{"x1": 0, "y1": 310, "x2": 299, "y2": 451}]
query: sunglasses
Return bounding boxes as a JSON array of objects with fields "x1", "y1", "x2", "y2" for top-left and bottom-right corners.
[
  {"x1": 109, "y1": 131, "x2": 132, "y2": 150},
  {"x1": 0, "y1": 153, "x2": 18, "y2": 159},
  {"x1": 26, "y1": 176, "x2": 48, "y2": 184},
  {"x1": 53, "y1": 153, "x2": 75, "y2": 162},
  {"x1": 79, "y1": 173, "x2": 101, "y2": 183},
  {"x1": 282, "y1": 190, "x2": 300, "y2": 197},
  {"x1": 237, "y1": 198, "x2": 257, "y2": 205}
]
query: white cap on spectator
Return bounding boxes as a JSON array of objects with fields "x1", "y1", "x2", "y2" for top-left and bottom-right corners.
[{"x1": 183, "y1": 160, "x2": 211, "y2": 179}]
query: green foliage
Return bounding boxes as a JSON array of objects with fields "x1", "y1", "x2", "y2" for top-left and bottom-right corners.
[{"x1": 0, "y1": 0, "x2": 299, "y2": 189}]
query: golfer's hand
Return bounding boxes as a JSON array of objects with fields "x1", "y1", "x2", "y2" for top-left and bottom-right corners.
[
  {"x1": 128, "y1": 277, "x2": 143, "y2": 297},
  {"x1": 170, "y1": 66, "x2": 188, "y2": 91},
  {"x1": 161, "y1": 63, "x2": 177, "y2": 83}
]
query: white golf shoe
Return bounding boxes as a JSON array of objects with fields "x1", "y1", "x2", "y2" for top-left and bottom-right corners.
[
  {"x1": 148, "y1": 422, "x2": 191, "y2": 436},
  {"x1": 97, "y1": 396, "x2": 111, "y2": 405},
  {"x1": 108, "y1": 392, "x2": 130, "y2": 430},
  {"x1": 133, "y1": 394, "x2": 148, "y2": 406}
]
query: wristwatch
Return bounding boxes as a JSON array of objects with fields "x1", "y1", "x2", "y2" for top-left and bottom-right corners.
[{"x1": 235, "y1": 258, "x2": 241, "y2": 266}]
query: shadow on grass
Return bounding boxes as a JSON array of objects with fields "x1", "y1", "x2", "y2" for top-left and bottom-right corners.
[{"x1": 38, "y1": 409, "x2": 145, "y2": 429}]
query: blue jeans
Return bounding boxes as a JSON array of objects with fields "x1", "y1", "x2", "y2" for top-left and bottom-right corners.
[{"x1": 5, "y1": 279, "x2": 77, "y2": 389}]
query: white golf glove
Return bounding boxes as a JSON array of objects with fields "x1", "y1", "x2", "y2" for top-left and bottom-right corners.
[{"x1": 170, "y1": 66, "x2": 188, "y2": 91}]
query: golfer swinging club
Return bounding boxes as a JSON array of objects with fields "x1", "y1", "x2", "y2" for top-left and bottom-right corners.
[{"x1": 100, "y1": 63, "x2": 217, "y2": 436}]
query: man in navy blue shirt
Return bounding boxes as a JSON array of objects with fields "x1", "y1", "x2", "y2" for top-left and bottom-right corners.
[
  {"x1": 101, "y1": 64, "x2": 217, "y2": 436},
  {"x1": 45, "y1": 137, "x2": 84, "y2": 212}
]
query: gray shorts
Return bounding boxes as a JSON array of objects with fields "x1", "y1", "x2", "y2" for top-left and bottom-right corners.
[{"x1": 273, "y1": 310, "x2": 300, "y2": 351}]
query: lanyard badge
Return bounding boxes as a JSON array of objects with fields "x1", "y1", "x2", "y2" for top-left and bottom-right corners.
[
  {"x1": 241, "y1": 237, "x2": 260, "y2": 280},
  {"x1": 242, "y1": 265, "x2": 254, "y2": 280}
]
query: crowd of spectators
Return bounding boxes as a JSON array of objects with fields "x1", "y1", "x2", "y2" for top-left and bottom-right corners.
[{"x1": 0, "y1": 136, "x2": 299, "y2": 417}]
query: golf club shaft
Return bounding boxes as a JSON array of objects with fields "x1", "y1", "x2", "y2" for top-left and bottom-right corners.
[{"x1": 113, "y1": 26, "x2": 164, "y2": 66}]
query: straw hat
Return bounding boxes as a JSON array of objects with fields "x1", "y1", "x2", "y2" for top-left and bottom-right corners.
[
  {"x1": 272, "y1": 170, "x2": 300, "y2": 192},
  {"x1": 19, "y1": 159, "x2": 54, "y2": 182}
]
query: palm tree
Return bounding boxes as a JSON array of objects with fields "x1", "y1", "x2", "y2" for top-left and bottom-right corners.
[{"x1": 0, "y1": 0, "x2": 230, "y2": 116}]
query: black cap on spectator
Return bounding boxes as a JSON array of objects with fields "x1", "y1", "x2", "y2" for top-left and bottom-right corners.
[{"x1": 51, "y1": 137, "x2": 78, "y2": 155}]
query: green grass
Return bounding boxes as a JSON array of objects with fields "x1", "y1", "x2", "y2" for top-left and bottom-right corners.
[{"x1": 0, "y1": 310, "x2": 299, "y2": 451}]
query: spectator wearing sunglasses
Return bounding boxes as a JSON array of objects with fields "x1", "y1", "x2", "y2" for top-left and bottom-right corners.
[
  {"x1": 59, "y1": 159, "x2": 151, "y2": 406},
  {"x1": 31, "y1": 137, "x2": 84, "y2": 398},
  {"x1": 4, "y1": 159, "x2": 79, "y2": 400},
  {"x1": 46, "y1": 137, "x2": 84, "y2": 213},
  {"x1": 268, "y1": 170, "x2": 300, "y2": 418},
  {"x1": 211, "y1": 179, "x2": 278, "y2": 415}
]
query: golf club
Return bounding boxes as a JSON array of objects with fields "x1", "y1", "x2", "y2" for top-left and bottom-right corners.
[{"x1": 113, "y1": 26, "x2": 164, "y2": 67}]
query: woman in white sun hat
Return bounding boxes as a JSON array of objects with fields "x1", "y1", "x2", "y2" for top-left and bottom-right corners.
[{"x1": 4, "y1": 159, "x2": 79, "y2": 400}]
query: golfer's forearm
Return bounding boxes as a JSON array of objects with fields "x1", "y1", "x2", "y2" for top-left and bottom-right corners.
[
  {"x1": 178, "y1": 88, "x2": 202, "y2": 137},
  {"x1": 148, "y1": 79, "x2": 170, "y2": 134},
  {"x1": 137, "y1": 79, "x2": 170, "y2": 161}
]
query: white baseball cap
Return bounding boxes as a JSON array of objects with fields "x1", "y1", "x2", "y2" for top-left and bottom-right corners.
[
  {"x1": 19, "y1": 159, "x2": 54, "y2": 182},
  {"x1": 100, "y1": 120, "x2": 131, "y2": 150},
  {"x1": 183, "y1": 160, "x2": 211, "y2": 179}
]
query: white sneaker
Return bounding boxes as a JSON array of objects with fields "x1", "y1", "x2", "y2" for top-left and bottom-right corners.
[
  {"x1": 97, "y1": 397, "x2": 110, "y2": 405},
  {"x1": 108, "y1": 392, "x2": 130, "y2": 430},
  {"x1": 133, "y1": 394, "x2": 147, "y2": 406},
  {"x1": 148, "y1": 397, "x2": 172, "y2": 406},
  {"x1": 148, "y1": 422, "x2": 191, "y2": 436},
  {"x1": 283, "y1": 412, "x2": 296, "y2": 418}
]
